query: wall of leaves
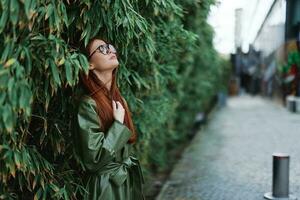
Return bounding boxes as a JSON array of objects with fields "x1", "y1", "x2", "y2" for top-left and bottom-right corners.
[{"x1": 0, "y1": 0, "x2": 231, "y2": 199}]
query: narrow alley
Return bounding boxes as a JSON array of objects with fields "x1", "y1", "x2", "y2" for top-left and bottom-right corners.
[{"x1": 157, "y1": 95, "x2": 300, "y2": 200}]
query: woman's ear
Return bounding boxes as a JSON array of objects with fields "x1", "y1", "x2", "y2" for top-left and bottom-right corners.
[{"x1": 89, "y1": 63, "x2": 95, "y2": 70}]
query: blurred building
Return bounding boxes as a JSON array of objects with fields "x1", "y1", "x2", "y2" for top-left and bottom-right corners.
[
  {"x1": 234, "y1": 8, "x2": 243, "y2": 49},
  {"x1": 285, "y1": 0, "x2": 300, "y2": 41},
  {"x1": 231, "y1": 0, "x2": 300, "y2": 101}
]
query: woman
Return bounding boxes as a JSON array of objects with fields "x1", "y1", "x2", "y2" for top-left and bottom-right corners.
[{"x1": 74, "y1": 37, "x2": 145, "y2": 200}]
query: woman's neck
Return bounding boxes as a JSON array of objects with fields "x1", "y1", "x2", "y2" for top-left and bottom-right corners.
[{"x1": 93, "y1": 69, "x2": 113, "y2": 91}]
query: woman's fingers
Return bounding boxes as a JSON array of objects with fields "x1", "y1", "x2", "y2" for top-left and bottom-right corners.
[
  {"x1": 112, "y1": 100, "x2": 123, "y2": 110},
  {"x1": 116, "y1": 101, "x2": 123, "y2": 109}
]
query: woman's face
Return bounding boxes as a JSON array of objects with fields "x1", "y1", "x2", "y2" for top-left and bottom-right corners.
[{"x1": 88, "y1": 39, "x2": 119, "y2": 72}]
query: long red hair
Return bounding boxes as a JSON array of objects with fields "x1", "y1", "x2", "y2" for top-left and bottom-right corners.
[{"x1": 79, "y1": 37, "x2": 137, "y2": 144}]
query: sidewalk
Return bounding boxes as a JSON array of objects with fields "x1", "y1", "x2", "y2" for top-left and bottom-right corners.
[{"x1": 156, "y1": 94, "x2": 300, "y2": 200}]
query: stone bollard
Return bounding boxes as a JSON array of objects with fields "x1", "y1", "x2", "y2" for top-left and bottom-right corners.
[
  {"x1": 286, "y1": 95, "x2": 298, "y2": 113},
  {"x1": 264, "y1": 153, "x2": 297, "y2": 199}
]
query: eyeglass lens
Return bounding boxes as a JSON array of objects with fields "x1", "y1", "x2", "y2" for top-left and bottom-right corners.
[
  {"x1": 108, "y1": 44, "x2": 116, "y2": 53},
  {"x1": 98, "y1": 44, "x2": 116, "y2": 55}
]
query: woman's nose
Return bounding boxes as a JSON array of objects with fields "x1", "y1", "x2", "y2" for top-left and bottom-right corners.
[{"x1": 108, "y1": 49, "x2": 116, "y2": 55}]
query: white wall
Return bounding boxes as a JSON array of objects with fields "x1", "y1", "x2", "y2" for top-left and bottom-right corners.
[{"x1": 253, "y1": 0, "x2": 286, "y2": 57}]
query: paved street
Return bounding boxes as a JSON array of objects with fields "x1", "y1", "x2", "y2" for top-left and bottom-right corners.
[{"x1": 156, "y1": 95, "x2": 300, "y2": 200}]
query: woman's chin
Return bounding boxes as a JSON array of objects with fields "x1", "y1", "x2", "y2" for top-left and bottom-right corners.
[{"x1": 111, "y1": 60, "x2": 119, "y2": 68}]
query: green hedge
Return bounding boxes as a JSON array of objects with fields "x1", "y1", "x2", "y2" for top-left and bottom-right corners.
[{"x1": 0, "y1": 0, "x2": 230, "y2": 199}]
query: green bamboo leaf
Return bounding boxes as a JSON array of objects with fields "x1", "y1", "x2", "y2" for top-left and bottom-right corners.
[
  {"x1": 63, "y1": 187, "x2": 69, "y2": 200},
  {"x1": 24, "y1": 0, "x2": 32, "y2": 18},
  {"x1": 45, "y1": 89, "x2": 50, "y2": 111},
  {"x1": 131, "y1": 73, "x2": 141, "y2": 89},
  {"x1": 60, "y1": 2, "x2": 68, "y2": 26},
  {"x1": 83, "y1": 24, "x2": 91, "y2": 46},
  {"x1": 32, "y1": 174, "x2": 39, "y2": 189},
  {"x1": 49, "y1": 183, "x2": 60, "y2": 193},
  {"x1": 78, "y1": 54, "x2": 89, "y2": 73},
  {"x1": 9, "y1": 0, "x2": 19, "y2": 26},
  {"x1": 23, "y1": 47, "x2": 32, "y2": 73},
  {"x1": 9, "y1": 161, "x2": 16, "y2": 177},
  {"x1": 71, "y1": 59, "x2": 80, "y2": 83},
  {"x1": 39, "y1": 130, "x2": 46, "y2": 145},
  {"x1": 53, "y1": 6, "x2": 60, "y2": 31},
  {"x1": 45, "y1": 4, "x2": 53, "y2": 20},
  {"x1": 139, "y1": 77, "x2": 150, "y2": 89},
  {"x1": 3, "y1": 58, "x2": 16, "y2": 68},
  {"x1": 26, "y1": 0, "x2": 37, "y2": 19},
  {"x1": 49, "y1": 59, "x2": 61, "y2": 87},
  {"x1": 64, "y1": 59, "x2": 73, "y2": 86},
  {"x1": 2, "y1": 147, "x2": 12, "y2": 159},
  {"x1": 30, "y1": 34, "x2": 45, "y2": 41},
  {"x1": 1, "y1": 41, "x2": 11, "y2": 62},
  {"x1": 0, "y1": 0, "x2": 9, "y2": 10},
  {"x1": 42, "y1": 185, "x2": 47, "y2": 200},
  {"x1": 34, "y1": 187, "x2": 43, "y2": 200},
  {"x1": 58, "y1": 57, "x2": 65, "y2": 66},
  {"x1": 49, "y1": 9, "x2": 55, "y2": 33},
  {"x1": 19, "y1": 85, "x2": 31, "y2": 112},
  {"x1": 0, "y1": 69, "x2": 8, "y2": 90},
  {"x1": 14, "y1": 151, "x2": 21, "y2": 169},
  {"x1": 2, "y1": 104, "x2": 13, "y2": 133},
  {"x1": 0, "y1": 7, "x2": 8, "y2": 33}
]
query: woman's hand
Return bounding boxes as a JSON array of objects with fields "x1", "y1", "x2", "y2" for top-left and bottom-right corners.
[{"x1": 112, "y1": 100, "x2": 125, "y2": 124}]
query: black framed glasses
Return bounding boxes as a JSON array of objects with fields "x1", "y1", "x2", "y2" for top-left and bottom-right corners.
[{"x1": 88, "y1": 43, "x2": 117, "y2": 59}]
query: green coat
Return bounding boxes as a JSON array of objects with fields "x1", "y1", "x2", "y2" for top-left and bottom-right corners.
[{"x1": 74, "y1": 95, "x2": 145, "y2": 200}]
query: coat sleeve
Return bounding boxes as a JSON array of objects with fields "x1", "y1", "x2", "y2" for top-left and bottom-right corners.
[{"x1": 76, "y1": 97, "x2": 132, "y2": 172}]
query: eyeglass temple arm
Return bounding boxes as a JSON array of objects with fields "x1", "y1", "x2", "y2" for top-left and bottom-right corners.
[{"x1": 88, "y1": 50, "x2": 96, "y2": 59}]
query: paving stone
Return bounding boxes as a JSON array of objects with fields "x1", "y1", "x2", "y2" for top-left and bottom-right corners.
[{"x1": 156, "y1": 95, "x2": 300, "y2": 200}]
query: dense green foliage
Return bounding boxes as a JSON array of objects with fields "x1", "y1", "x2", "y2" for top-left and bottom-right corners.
[{"x1": 0, "y1": 0, "x2": 231, "y2": 199}]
